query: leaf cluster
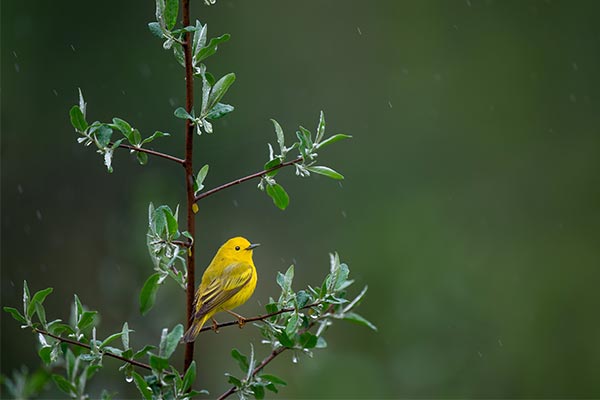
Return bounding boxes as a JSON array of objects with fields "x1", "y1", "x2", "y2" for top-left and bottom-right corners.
[{"x1": 259, "y1": 112, "x2": 351, "y2": 209}]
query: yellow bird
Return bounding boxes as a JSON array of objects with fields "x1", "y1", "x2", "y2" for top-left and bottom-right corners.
[{"x1": 183, "y1": 236, "x2": 259, "y2": 343}]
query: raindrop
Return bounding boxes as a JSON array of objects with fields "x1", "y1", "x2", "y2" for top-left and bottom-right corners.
[
  {"x1": 466, "y1": 0, "x2": 472, "y2": 6},
  {"x1": 70, "y1": 44, "x2": 76, "y2": 52},
  {"x1": 14, "y1": 63, "x2": 20, "y2": 73},
  {"x1": 388, "y1": 101, "x2": 393, "y2": 109},
  {"x1": 356, "y1": 27, "x2": 362, "y2": 35},
  {"x1": 13, "y1": 51, "x2": 18, "y2": 58},
  {"x1": 477, "y1": 351, "x2": 483, "y2": 358},
  {"x1": 125, "y1": 375, "x2": 133, "y2": 383},
  {"x1": 571, "y1": 62, "x2": 578, "y2": 71},
  {"x1": 338, "y1": 182, "x2": 343, "y2": 188},
  {"x1": 10, "y1": 280, "x2": 15, "y2": 287},
  {"x1": 292, "y1": 258, "x2": 297, "y2": 265},
  {"x1": 569, "y1": 94, "x2": 577, "y2": 103},
  {"x1": 52, "y1": 89, "x2": 59, "y2": 96},
  {"x1": 233, "y1": 200, "x2": 239, "y2": 207},
  {"x1": 24, "y1": 224, "x2": 31, "y2": 234},
  {"x1": 121, "y1": 90, "x2": 126, "y2": 95},
  {"x1": 341, "y1": 210, "x2": 347, "y2": 218},
  {"x1": 292, "y1": 353, "x2": 298, "y2": 363},
  {"x1": 498, "y1": 338, "x2": 503, "y2": 347},
  {"x1": 401, "y1": 68, "x2": 409, "y2": 75},
  {"x1": 433, "y1": 73, "x2": 442, "y2": 81},
  {"x1": 169, "y1": 98, "x2": 177, "y2": 107},
  {"x1": 17, "y1": 184, "x2": 23, "y2": 194},
  {"x1": 36, "y1": 210, "x2": 42, "y2": 220}
]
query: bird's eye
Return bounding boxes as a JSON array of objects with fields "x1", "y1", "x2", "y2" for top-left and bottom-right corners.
[{"x1": 235, "y1": 246, "x2": 240, "y2": 251}]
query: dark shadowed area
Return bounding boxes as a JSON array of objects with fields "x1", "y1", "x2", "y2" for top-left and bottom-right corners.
[{"x1": 2, "y1": 0, "x2": 600, "y2": 398}]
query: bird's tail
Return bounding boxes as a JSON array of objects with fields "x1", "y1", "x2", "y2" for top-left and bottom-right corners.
[{"x1": 182, "y1": 314, "x2": 208, "y2": 343}]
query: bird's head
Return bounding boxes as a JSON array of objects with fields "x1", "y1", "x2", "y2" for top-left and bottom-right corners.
[{"x1": 218, "y1": 236, "x2": 260, "y2": 262}]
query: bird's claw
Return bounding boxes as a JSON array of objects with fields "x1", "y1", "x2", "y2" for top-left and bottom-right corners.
[{"x1": 211, "y1": 318, "x2": 220, "y2": 333}]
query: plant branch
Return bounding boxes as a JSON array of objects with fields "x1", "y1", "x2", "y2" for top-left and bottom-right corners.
[
  {"x1": 199, "y1": 301, "x2": 322, "y2": 334},
  {"x1": 194, "y1": 157, "x2": 303, "y2": 202},
  {"x1": 216, "y1": 347, "x2": 286, "y2": 400},
  {"x1": 114, "y1": 142, "x2": 185, "y2": 164},
  {"x1": 34, "y1": 328, "x2": 152, "y2": 371},
  {"x1": 182, "y1": 0, "x2": 196, "y2": 373},
  {"x1": 216, "y1": 305, "x2": 334, "y2": 400}
]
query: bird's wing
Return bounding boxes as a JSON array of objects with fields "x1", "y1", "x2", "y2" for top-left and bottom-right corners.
[{"x1": 194, "y1": 262, "x2": 253, "y2": 319}]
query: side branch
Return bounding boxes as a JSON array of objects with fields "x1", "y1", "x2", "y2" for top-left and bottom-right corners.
[
  {"x1": 35, "y1": 328, "x2": 152, "y2": 371},
  {"x1": 198, "y1": 301, "x2": 322, "y2": 334},
  {"x1": 115, "y1": 142, "x2": 185, "y2": 165},
  {"x1": 216, "y1": 347, "x2": 286, "y2": 400},
  {"x1": 194, "y1": 157, "x2": 303, "y2": 202}
]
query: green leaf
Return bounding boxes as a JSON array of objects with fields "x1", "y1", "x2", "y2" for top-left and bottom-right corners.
[
  {"x1": 343, "y1": 312, "x2": 377, "y2": 331},
  {"x1": 132, "y1": 371, "x2": 153, "y2": 400},
  {"x1": 141, "y1": 130, "x2": 170, "y2": 145},
  {"x1": 306, "y1": 165, "x2": 344, "y2": 180},
  {"x1": 52, "y1": 374, "x2": 75, "y2": 396},
  {"x1": 35, "y1": 302, "x2": 47, "y2": 327},
  {"x1": 174, "y1": 107, "x2": 193, "y2": 120},
  {"x1": 27, "y1": 287, "x2": 53, "y2": 319},
  {"x1": 316, "y1": 133, "x2": 352, "y2": 150},
  {"x1": 182, "y1": 361, "x2": 196, "y2": 392},
  {"x1": 264, "y1": 158, "x2": 281, "y2": 177},
  {"x1": 74, "y1": 294, "x2": 83, "y2": 321},
  {"x1": 122, "y1": 322, "x2": 130, "y2": 349},
  {"x1": 3, "y1": 307, "x2": 26, "y2": 324},
  {"x1": 100, "y1": 330, "x2": 129, "y2": 349},
  {"x1": 163, "y1": 324, "x2": 183, "y2": 358},
  {"x1": 230, "y1": 348, "x2": 249, "y2": 372},
  {"x1": 132, "y1": 129, "x2": 142, "y2": 145},
  {"x1": 316, "y1": 110, "x2": 326, "y2": 143},
  {"x1": 139, "y1": 273, "x2": 161, "y2": 315},
  {"x1": 285, "y1": 313, "x2": 299, "y2": 337},
  {"x1": 38, "y1": 346, "x2": 53, "y2": 364},
  {"x1": 271, "y1": 119, "x2": 285, "y2": 153},
  {"x1": 136, "y1": 151, "x2": 148, "y2": 165},
  {"x1": 194, "y1": 164, "x2": 209, "y2": 194},
  {"x1": 95, "y1": 125, "x2": 113, "y2": 147},
  {"x1": 112, "y1": 118, "x2": 134, "y2": 143},
  {"x1": 206, "y1": 102, "x2": 234, "y2": 120},
  {"x1": 149, "y1": 354, "x2": 170, "y2": 372},
  {"x1": 275, "y1": 331, "x2": 294, "y2": 348},
  {"x1": 296, "y1": 290, "x2": 310, "y2": 308},
  {"x1": 69, "y1": 106, "x2": 88, "y2": 132},
  {"x1": 148, "y1": 22, "x2": 164, "y2": 38},
  {"x1": 134, "y1": 345, "x2": 157, "y2": 359},
  {"x1": 260, "y1": 374, "x2": 287, "y2": 386},
  {"x1": 77, "y1": 311, "x2": 97, "y2": 330},
  {"x1": 252, "y1": 384, "x2": 265, "y2": 399},
  {"x1": 208, "y1": 73, "x2": 236, "y2": 110},
  {"x1": 299, "y1": 332, "x2": 318, "y2": 349},
  {"x1": 226, "y1": 374, "x2": 242, "y2": 388},
  {"x1": 195, "y1": 34, "x2": 231, "y2": 63},
  {"x1": 163, "y1": 208, "x2": 178, "y2": 238},
  {"x1": 266, "y1": 183, "x2": 289, "y2": 210},
  {"x1": 164, "y1": 0, "x2": 179, "y2": 30}
]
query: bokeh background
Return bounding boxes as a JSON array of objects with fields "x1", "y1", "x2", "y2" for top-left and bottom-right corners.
[{"x1": 2, "y1": 0, "x2": 600, "y2": 398}]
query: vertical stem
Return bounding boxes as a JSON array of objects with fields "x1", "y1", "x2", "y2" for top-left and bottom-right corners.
[{"x1": 182, "y1": 0, "x2": 196, "y2": 373}]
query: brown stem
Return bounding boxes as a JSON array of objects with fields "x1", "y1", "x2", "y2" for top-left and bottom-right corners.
[
  {"x1": 35, "y1": 328, "x2": 152, "y2": 371},
  {"x1": 198, "y1": 301, "x2": 322, "y2": 334},
  {"x1": 194, "y1": 157, "x2": 303, "y2": 202},
  {"x1": 114, "y1": 142, "x2": 185, "y2": 164},
  {"x1": 182, "y1": 0, "x2": 196, "y2": 373}
]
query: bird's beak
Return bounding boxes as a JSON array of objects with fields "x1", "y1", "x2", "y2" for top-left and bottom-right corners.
[{"x1": 245, "y1": 243, "x2": 261, "y2": 250}]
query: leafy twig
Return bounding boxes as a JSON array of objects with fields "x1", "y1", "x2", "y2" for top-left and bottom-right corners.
[
  {"x1": 114, "y1": 142, "x2": 185, "y2": 165},
  {"x1": 198, "y1": 301, "x2": 322, "y2": 334},
  {"x1": 34, "y1": 328, "x2": 152, "y2": 371},
  {"x1": 194, "y1": 157, "x2": 303, "y2": 202}
]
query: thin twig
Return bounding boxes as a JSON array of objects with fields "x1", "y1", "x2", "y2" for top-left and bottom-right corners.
[
  {"x1": 182, "y1": 0, "x2": 196, "y2": 374},
  {"x1": 194, "y1": 157, "x2": 303, "y2": 202},
  {"x1": 199, "y1": 301, "x2": 322, "y2": 334},
  {"x1": 34, "y1": 328, "x2": 152, "y2": 371},
  {"x1": 115, "y1": 142, "x2": 185, "y2": 165}
]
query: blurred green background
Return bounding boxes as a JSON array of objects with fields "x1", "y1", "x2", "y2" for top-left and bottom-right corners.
[{"x1": 2, "y1": 0, "x2": 600, "y2": 398}]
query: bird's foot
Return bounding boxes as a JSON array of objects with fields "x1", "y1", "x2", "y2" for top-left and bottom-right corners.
[
  {"x1": 211, "y1": 318, "x2": 220, "y2": 333},
  {"x1": 225, "y1": 310, "x2": 247, "y2": 328}
]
